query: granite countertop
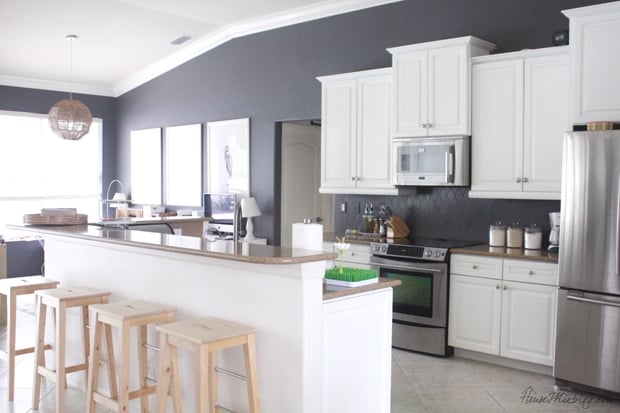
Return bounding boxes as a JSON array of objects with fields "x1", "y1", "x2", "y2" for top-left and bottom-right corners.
[
  {"x1": 323, "y1": 278, "x2": 401, "y2": 301},
  {"x1": 9, "y1": 224, "x2": 337, "y2": 265},
  {"x1": 451, "y1": 244, "x2": 559, "y2": 263},
  {"x1": 95, "y1": 216, "x2": 209, "y2": 225}
]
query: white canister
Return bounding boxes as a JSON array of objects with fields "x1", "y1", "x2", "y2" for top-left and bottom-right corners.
[
  {"x1": 489, "y1": 223, "x2": 507, "y2": 247},
  {"x1": 507, "y1": 225, "x2": 524, "y2": 249},
  {"x1": 524, "y1": 226, "x2": 543, "y2": 250}
]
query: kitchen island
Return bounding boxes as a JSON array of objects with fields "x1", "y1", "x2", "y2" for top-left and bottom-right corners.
[{"x1": 10, "y1": 224, "x2": 398, "y2": 413}]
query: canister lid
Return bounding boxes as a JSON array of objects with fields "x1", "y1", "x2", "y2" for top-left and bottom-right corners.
[
  {"x1": 525, "y1": 225, "x2": 542, "y2": 233},
  {"x1": 490, "y1": 222, "x2": 506, "y2": 230}
]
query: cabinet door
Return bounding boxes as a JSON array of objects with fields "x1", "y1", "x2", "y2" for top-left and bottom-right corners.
[
  {"x1": 392, "y1": 50, "x2": 428, "y2": 137},
  {"x1": 427, "y1": 45, "x2": 469, "y2": 136},
  {"x1": 569, "y1": 9, "x2": 620, "y2": 122},
  {"x1": 471, "y1": 60, "x2": 523, "y2": 192},
  {"x1": 448, "y1": 274, "x2": 501, "y2": 354},
  {"x1": 357, "y1": 74, "x2": 393, "y2": 190},
  {"x1": 522, "y1": 53, "x2": 569, "y2": 194},
  {"x1": 320, "y1": 79, "x2": 357, "y2": 190},
  {"x1": 500, "y1": 281, "x2": 557, "y2": 366}
]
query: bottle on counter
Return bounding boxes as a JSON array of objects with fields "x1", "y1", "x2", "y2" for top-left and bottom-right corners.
[
  {"x1": 489, "y1": 223, "x2": 506, "y2": 247},
  {"x1": 524, "y1": 225, "x2": 543, "y2": 250},
  {"x1": 362, "y1": 203, "x2": 374, "y2": 233},
  {"x1": 507, "y1": 224, "x2": 524, "y2": 249}
]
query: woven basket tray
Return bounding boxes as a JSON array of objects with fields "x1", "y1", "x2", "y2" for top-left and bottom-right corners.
[{"x1": 23, "y1": 213, "x2": 88, "y2": 226}]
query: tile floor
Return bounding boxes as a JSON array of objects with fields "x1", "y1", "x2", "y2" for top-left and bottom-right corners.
[{"x1": 2, "y1": 295, "x2": 620, "y2": 413}]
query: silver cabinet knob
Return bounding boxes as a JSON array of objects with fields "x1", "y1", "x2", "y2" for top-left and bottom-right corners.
[
  {"x1": 503, "y1": 285, "x2": 508, "y2": 290},
  {"x1": 528, "y1": 270, "x2": 534, "y2": 275},
  {"x1": 472, "y1": 265, "x2": 478, "y2": 269},
  {"x1": 516, "y1": 177, "x2": 522, "y2": 183},
  {"x1": 496, "y1": 285, "x2": 500, "y2": 290},
  {"x1": 523, "y1": 177, "x2": 529, "y2": 183}
]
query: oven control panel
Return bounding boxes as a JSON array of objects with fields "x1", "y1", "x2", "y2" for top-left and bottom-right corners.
[{"x1": 370, "y1": 242, "x2": 448, "y2": 262}]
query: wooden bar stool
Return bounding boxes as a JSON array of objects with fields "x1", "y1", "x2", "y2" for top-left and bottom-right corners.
[
  {"x1": 156, "y1": 317, "x2": 261, "y2": 413},
  {"x1": 0, "y1": 275, "x2": 59, "y2": 401},
  {"x1": 32, "y1": 286, "x2": 112, "y2": 412},
  {"x1": 86, "y1": 299, "x2": 176, "y2": 413}
]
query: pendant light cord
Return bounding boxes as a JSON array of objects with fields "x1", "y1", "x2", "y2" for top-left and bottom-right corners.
[{"x1": 66, "y1": 34, "x2": 77, "y2": 100}]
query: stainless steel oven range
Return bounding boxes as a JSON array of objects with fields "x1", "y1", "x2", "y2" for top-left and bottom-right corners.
[{"x1": 370, "y1": 238, "x2": 479, "y2": 357}]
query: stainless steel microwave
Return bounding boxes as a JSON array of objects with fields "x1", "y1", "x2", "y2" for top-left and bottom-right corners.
[{"x1": 393, "y1": 136, "x2": 470, "y2": 186}]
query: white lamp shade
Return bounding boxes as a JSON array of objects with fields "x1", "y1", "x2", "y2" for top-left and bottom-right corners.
[{"x1": 241, "y1": 197, "x2": 262, "y2": 218}]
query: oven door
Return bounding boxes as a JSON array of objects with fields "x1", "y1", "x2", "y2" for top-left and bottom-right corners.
[{"x1": 370, "y1": 255, "x2": 448, "y2": 328}]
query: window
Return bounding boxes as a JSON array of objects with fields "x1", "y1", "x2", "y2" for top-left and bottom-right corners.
[
  {"x1": 130, "y1": 128, "x2": 162, "y2": 205},
  {"x1": 164, "y1": 124, "x2": 202, "y2": 207},
  {"x1": 0, "y1": 111, "x2": 102, "y2": 229}
]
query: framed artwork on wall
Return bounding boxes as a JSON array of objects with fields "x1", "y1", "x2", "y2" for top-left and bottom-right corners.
[
  {"x1": 130, "y1": 127, "x2": 162, "y2": 205},
  {"x1": 164, "y1": 123, "x2": 202, "y2": 207},
  {"x1": 206, "y1": 118, "x2": 250, "y2": 198}
]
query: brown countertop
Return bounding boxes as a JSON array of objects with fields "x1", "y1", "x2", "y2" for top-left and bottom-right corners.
[
  {"x1": 9, "y1": 224, "x2": 337, "y2": 265},
  {"x1": 451, "y1": 244, "x2": 558, "y2": 263},
  {"x1": 322, "y1": 278, "x2": 401, "y2": 301}
]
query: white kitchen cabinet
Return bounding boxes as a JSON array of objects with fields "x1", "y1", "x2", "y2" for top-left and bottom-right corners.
[
  {"x1": 470, "y1": 47, "x2": 569, "y2": 200},
  {"x1": 449, "y1": 254, "x2": 558, "y2": 366},
  {"x1": 318, "y1": 68, "x2": 399, "y2": 195},
  {"x1": 449, "y1": 273, "x2": 502, "y2": 354},
  {"x1": 323, "y1": 288, "x2": 393, "y2": 413},
  {"x1": 388, "y1": 36, "x2": 495, "y2": 138},
  {"x1": 324, "y1": 241, "x2": 371, "y2": 269},
  {"x1": 563, "y1": 2, "x2": 620, "y2": 123}
]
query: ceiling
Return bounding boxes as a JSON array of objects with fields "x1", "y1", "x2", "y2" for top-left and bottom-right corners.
[{"x1": 0, "y1": 0, "x2": 400, "y2": 97}]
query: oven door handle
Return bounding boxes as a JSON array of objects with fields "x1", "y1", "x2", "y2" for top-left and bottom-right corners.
[{"x1": 371, "y1": 262, "x2": 442, "y2": 273}]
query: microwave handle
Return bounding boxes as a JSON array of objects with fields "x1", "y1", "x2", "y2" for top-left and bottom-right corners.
[{"x1": 445, "y1": 144, "x2": 455, "y2": 184}]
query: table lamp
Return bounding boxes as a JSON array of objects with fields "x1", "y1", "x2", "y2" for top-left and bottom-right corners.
[{"x1": 241, "y1": 197, "x2": 262, "y2": 240}]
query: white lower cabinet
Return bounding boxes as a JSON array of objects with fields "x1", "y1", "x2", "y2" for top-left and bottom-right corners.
[
  {"x1": 324, "y1": 241, "x2": 371, "y2": 269},
  {"x1": 448, "y1": 254, "x2": 558, "y2": 366}
]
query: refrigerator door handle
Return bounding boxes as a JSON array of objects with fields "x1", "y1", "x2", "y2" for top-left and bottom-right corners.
[
  {"x1": 617, "y1": 176, "x2": 620, "y2": 277},
  {"x1": 567, "y1": 291, "x2": 620, "y2": 308}
]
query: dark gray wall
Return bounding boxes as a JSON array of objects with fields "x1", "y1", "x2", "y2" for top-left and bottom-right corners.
[
  {"x1": 2, "y1": 0, "x2": 609, "y2": 243},
  {"x1": 116, "y1": 0, "x2": 607, "y2": 244},
  {"x1": 0, "y1": 86, "x2": 118, "y2": 196}
]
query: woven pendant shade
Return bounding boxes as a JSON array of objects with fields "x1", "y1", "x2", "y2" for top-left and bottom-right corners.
[{"x1": 48, "y1": 98, "x2": 92, "y2": 140}]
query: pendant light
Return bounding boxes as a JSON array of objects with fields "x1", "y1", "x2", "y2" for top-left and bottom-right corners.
[{"x1": 48, "y1": 34, "x2": 92, "y2": 140}]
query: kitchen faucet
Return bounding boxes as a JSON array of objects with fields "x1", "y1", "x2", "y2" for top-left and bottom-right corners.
[{"x1": 233, "y1": 200, "x2": 242, "y2": 245}]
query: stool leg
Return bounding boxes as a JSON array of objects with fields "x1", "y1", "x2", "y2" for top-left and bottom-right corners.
[
  {"x1": 170, "y1": 342, "x2": 182, "y2": 413},
  {"x1": 208, "y1": 350, "x2": 218, "y2": 413},
  {"x1": 32, "y1": 296, "x2": 46, "y2": 410},
  {"x1": 7, "y1": 290, "x2": 16, "y2": 401},
  {"x1": 55, "y1": 301, "x2": 67, "y2": 413},
  {"x1": 86, "y1": 314, "x2": 102, "y2": 413},
  {"x1": 105, "y1": 323, "x2": 119, "y2": 400},
  {"x1": 81, "y1": 304, "x2": 90, "y2": 391},
  {"x1": 198, "y1": 344, "x2": 210, "y2": 413},
  {"x1": 138, "y1": 324, "x2": 149, "y2": 413},
  {"x1": 118, "y1": 322, "x2": 130, "y2": 413},
  {"x1": 244, "y1": 333, "x2": 261, "y2": 413},
  {"x1": 156, "y1": 332, "x2": 172, "y2": 413}
]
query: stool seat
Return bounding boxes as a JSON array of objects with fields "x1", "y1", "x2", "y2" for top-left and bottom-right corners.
[
  {"x1": 0, "y1": 276, "x2": 58, "y2": 401},
  {"x1": 156, "y1": 317, "x2": 257, "y2": 344},
  {"x1": 86, "y1": 299, "x2": 176, "y2": 413},
  {"x1": 156, "y1": 317, "x2": 261, "y2": 413},
  {"x1": 32, "y1": 286, "x2": 112, "y2": 413}
]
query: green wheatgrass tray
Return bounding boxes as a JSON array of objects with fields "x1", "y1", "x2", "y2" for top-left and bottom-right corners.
[{"x1": 325, "y1": 267, "x2": 379, "y2": 287}]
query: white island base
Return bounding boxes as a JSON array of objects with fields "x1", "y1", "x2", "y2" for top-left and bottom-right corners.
[{"x1": 35, "y1": 230, "x2": 394, "y2": 413}]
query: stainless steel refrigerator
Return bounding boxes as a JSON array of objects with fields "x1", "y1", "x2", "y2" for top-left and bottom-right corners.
[{"x1": 554, "y1": 130, "x2": 620, "y2": 398}]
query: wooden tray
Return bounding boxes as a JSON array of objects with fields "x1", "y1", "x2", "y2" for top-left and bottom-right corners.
[{"x1": 23, "y1": 213, "x2": 88, "y2": 226}]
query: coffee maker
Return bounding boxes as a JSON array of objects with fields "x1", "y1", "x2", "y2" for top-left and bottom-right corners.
[{"x1": 548, "y1": 212, "x2": 560, "y2": 252}]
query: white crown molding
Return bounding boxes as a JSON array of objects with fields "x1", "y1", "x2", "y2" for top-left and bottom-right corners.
[
  {"x1": 113, "y1": 0, "x2": 403, "y2": 96},
  {"x1": 0, "y1": 74, "x2": 116, "y2": 97}
]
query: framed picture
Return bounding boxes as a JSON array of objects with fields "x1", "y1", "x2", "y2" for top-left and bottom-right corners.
[{"x1": 206, "y1": 118, "x2": 250, "y2": 198}]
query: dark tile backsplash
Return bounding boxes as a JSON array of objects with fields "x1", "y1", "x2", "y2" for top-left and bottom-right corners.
[{"x1": 334, "y1": 188, "x2": 560, "y2": 245}]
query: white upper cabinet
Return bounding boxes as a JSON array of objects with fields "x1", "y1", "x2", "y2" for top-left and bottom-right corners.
[
  {"x1": 470, "y1": 47, "x2": 569, "y2": 200},
  {"x1": 318, "y1": 68, "x2": 399, "y2": 195},
  {"x1": 563, "y1": 2, "x2": 620, "y2": 123},
  {"x1": 388, "y1": 36, "x2": 495, "y2": 138}
]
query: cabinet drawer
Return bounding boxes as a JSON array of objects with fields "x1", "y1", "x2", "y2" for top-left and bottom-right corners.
[
  {"x1": 450, "y1": 254, "x2": 502, "y2": 279},
  {"x1": 503, "y1": 259, "x2": 558, "y2": 286}
]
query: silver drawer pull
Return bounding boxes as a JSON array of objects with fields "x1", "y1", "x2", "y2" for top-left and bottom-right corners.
[
  {"x1": 472, "y1": 265, "x2": 478, "y2": 269},
  {"x1": 528, "y1": 270, "x2": 534, "y2": 275}
]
